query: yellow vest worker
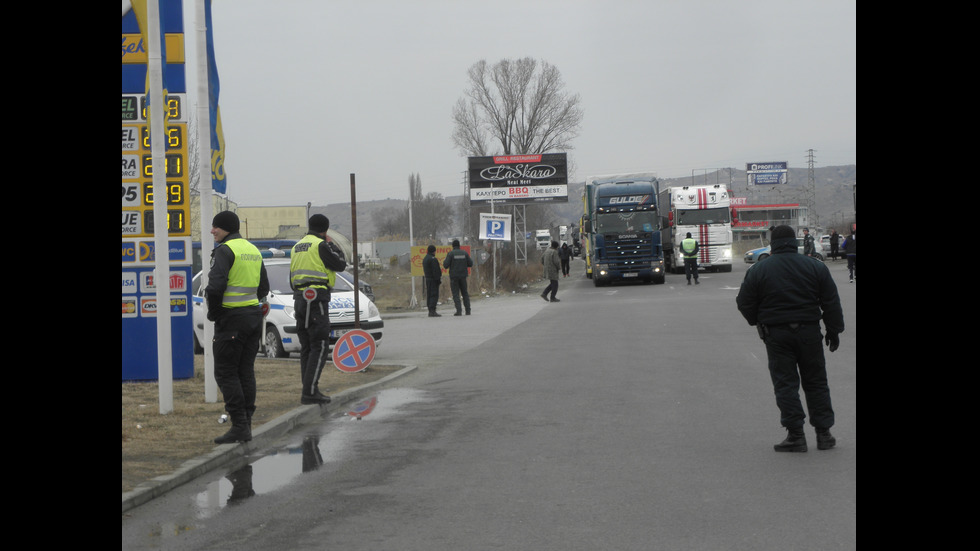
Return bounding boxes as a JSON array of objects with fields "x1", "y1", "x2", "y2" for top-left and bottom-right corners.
[
  {"x1": 290, "y1": 214, "x2": 347, "y2": 405},
  {"x1": 680, "y1": 232, "x2": 700, "y2": 285},
  {"x1": 205, "y1": 211, "x2": 270, "y2": 445}
]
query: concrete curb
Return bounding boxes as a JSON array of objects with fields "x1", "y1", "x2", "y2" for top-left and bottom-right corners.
[{"x1": 122, "y1": 364, "x2": 418, "y2": 514}]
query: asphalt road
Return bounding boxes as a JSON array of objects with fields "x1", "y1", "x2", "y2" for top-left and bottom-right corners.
[{"x1": 122, "y1": 257, "x2": 856, "y2": 550}]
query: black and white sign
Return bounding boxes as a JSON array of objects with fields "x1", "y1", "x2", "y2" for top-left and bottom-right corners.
[{"x1": 468, "y1": 153, "x2": 568, "y2": 205}]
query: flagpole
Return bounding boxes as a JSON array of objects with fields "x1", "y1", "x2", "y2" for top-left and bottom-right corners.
[
  {"x1": 194, "y1": 0, "x2": 217, "y2": 402},
  {"x1": 147, "y1": 0, "x2": 173, "y2": 414}
]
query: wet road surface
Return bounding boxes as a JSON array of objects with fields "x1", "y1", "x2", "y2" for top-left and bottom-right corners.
[{"x1": 122, "y1": 260, "x2": 856, "y2": 550}]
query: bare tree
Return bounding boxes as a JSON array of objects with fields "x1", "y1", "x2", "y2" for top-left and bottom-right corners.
[
  {"x1": 451, "y1": 57, "x2": 583, "y2": 157},
  {"x1": 374, "y1": 173, "x2": 455, "y2": 239}
]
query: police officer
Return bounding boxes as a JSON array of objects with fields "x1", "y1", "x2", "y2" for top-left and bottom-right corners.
[
  {"x1": 443, "y1": 239, "x2": 473, "y2": 316},
  {"x1": 802, "y1": 227, "x2": 816, "y2": 257},
  {"x1": 290, "y1": 214, "x2": 347, "y2": 405},
  {"x1": 422, "y1": 245, "x2": 442, "y2": 317},
  {"x1": 736, "y1": 225, "x2": 845, "y2": 452},
  {"x1": 680, "y1": 232, "x2": 700, "y2": 285},
  {"x1": 205, "y1": 211, "x2": 270, "y2": 444}
]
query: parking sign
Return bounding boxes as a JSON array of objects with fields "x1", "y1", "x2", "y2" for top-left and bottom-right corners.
[{"x1": 479, "y1": 213, "x2": 512, "y2": 240}]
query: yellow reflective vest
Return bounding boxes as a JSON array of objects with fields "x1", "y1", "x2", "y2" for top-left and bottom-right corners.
[
  {"x1": 681, "y1": 238, "x2": 698, "y2": 258},
  {"x1": 222, "y1": 238, "x2": 263, "y2": 308},
  {"x1": 290, "y1": 234, "x2": 337, "y2": 290}
]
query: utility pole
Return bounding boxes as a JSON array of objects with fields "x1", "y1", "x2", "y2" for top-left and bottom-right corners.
[{"x1": 805, "y1": 149, "x2": 817, "y2": 228}]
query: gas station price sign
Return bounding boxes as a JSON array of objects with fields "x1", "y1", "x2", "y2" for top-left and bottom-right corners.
[{"x1": 122, "y1": 93, "x2": 189, "y2": 237}]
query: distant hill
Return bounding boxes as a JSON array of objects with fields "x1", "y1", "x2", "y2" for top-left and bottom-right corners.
[{"x1": 318, "y1": 165, "x2": 855, "y2": 239}]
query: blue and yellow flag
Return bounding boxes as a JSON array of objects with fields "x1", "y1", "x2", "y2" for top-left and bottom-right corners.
[{"x1": 205, "y1": 0, "x2": 228, "y2": 194}]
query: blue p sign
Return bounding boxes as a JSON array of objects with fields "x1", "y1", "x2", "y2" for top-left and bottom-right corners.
[{"x1": 486, "y1": 220, "x2": 505, "y2": 239}]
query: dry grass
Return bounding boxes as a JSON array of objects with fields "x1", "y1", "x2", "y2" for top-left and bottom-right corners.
[
  {"x1": 122, "y1": 356, "x2": 400, "y2": 494},
  {"x1": 123, "y1": 262, "x2": 545, "y2": 495}
]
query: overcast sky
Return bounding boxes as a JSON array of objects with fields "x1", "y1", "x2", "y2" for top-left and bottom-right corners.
[{"x1": 183, "y1": 0, "x2": 856, "y2": 206}]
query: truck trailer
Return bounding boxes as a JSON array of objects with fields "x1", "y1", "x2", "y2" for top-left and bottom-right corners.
[
  {"x1": 659, "y1": 184, "x2": 734, "y2": 273},
  {"x1": 534, "y1": 229, "x2": 551, "y2": 250},
  {"x1": 582, "y1": 175, "x2": 665, "y2": 285}
]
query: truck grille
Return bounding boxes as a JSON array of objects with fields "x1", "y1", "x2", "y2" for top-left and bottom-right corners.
[{"x1": 604, "y1": 234, "x2": 655, "y2": 271}]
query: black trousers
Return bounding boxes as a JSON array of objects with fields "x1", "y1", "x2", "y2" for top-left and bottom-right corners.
[
  {"x1": 449, "y1": 277, "x2": 470, "y2": 312},
  {"x1": 763, "y1": 323, "x2": 834, "y2": 430},
  {"x1": 542, "y1": 279, "x2": 559, "y2": 299},
  {"x1": 425, "y1": 278, "x2": 440, "y2": 310},
  {"x1": 684, "y1": 258, "x2": 699, "y2": 281},
  {"x1": 295, "y1": 294, "x2": 331, "y2": 396},
  {"x1": 212, "y1": 306, "x2": 263, "y2": 425}
]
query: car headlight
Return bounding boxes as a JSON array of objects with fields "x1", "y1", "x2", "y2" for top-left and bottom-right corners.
[
  {"x1": 283, "y1": 305, "x2": 295, "y2": 320},
  {"x1": 722, "y1": 248, "x2": 732, "y2": 259},
  {"x1": 367, "y1": 301, "x2": 380, "y2": 318}
]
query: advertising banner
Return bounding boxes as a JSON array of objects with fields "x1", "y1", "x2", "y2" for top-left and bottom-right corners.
[
  {"x1": 746, "y1": 161, "x2": 788, "y2": 185},
  {"x1": 410, "y1": 245, "x2": 472, "y2": 277},
  {"x1": 468, "y1": 153, "x2": 568, "y2": 205}
]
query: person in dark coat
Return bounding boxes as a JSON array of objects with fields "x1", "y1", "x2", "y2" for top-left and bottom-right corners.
[
  {"x1": 443, "y1": 239, "x2": 474, "y2": 316},
  {"x1": 735, "y1": 225, "x2": 845, "y2": 453},
  {"x1": 558, "y1": 243, "x2": 571, "y2": 277},
  {"x1": 540, "y1": 241, "x2": 561, "y2": 302},
  {"x1": 841, "y1": 230, "x2": 856, "y2": 282},
  {"x1": 829, "y1": 230, "x2": 840, "y2": 261},
  {"x1": 422, "y1": 245, "x2": 442, "y2": 317}
]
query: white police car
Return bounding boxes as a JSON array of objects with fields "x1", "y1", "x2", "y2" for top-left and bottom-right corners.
[
  {"x1": 191, "y1": 257, "x2": 384, "y2": 358},
  {"x1": 743, "y1": 238, "x2": 824, "y2": 264}
]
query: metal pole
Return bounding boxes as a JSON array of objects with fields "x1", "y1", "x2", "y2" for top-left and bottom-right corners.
[
  {"x1": 147, "y1": 0, "x2": 173, "y2": 414},
  {"x1": 194, "y1": 0, "x2": 217, "y2": 402},
  {"x1": 350, "y1": 174, "x2": 360, "y2": 328}
]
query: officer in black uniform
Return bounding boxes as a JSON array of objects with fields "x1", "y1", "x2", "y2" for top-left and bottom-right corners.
[
  {"x1": 205, "y1": 211, "x2": 270, "y2": 444},
  {"x1": 290, "y1": 214, "x2": 347, "y2": 405},
  {"x1": 422, "y1": 245, "x2": 442, "y2": 317},
  {"x1": 736, "y1": 225, "x2": 844, "y2": 452},
  {"x1": 443, "y1": 239, "x2": 473, "y2": 316}
]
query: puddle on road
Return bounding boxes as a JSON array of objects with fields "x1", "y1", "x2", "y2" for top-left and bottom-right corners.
[{"x1": 191, "y1": 387, "x2": 430, "y2": 519}]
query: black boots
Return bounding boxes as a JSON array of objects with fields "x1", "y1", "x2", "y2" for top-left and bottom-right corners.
[
  {"x1": 774, "y1": 427, "x2": 837, "y2": 452},
  {"x1": 215, "y1": 423, "x2": 252, "y2": 445},
  {"x1": 428, "y1": 308, "x2": 441, "y2": 317},
  {"x1": 774, "y1": 427, "x2": 807, "y2": 452},
  {"x1": 816, "y1": 427, "x2": 836, "y2": 450},
  {"x1": 301, "y1": 391, "x2": 331, "y2": 405}
]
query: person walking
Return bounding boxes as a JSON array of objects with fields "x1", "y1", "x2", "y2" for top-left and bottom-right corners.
[
  {"x1": 289, "y1": 214, "x2": 348, "y2": 405},
  {"x1": 540, "y1": 240, "x2": 561, "y2": 302},
  {"x1": 422, "y1": 244, "x2": 442, "y2": 316},
  {"x1": 559, "y1": 243, "x2": 571, "y2": 277},
  {"x1": 680, "y1": 232, "x2": 700, "y2": 285},
  {"x1": 802, "y1": 227, "x2": 816, "y2": 257},
  {"x1": 443, "y1": 239, "x2": 473, "y2": 316},
  {"x1": 735, "y1": 224, "x2": 845, "y2": 452},
  {"x1": 205, "y1": 211, "x2": 270, "y2": 444},
  {"x1": 829, "y1": 230, "x2": 840, "y2": 261},
  {"x1": 841, "y1": 229, "x2": 856, "y2": 282}
]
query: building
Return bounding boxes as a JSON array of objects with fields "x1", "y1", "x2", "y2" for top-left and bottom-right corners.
[{"x1": 732, "y1": 200, "x2": 810, "y2": 248}]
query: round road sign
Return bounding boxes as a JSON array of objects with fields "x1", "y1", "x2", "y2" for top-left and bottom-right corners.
[{"x1": 331, "y1": 329, "x2": 376, "y2": 373}]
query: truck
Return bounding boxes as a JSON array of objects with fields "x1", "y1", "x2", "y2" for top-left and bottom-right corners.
[
  {"x1": 659, "y1": 184, "x2": 734, "y2": 273},
  {"x1": 581, "y1": 175, "x2": 665, "y2": 285},
  {"x1": 534, "y1": 229, "x2": 551, "y2": 250}
]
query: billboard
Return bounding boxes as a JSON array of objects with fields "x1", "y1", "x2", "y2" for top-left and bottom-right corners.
[
  {"x1": 746, "y1": 161, "x2": 788, "y2": 185},
  {"x1": 468, "y1": 153, "x2": 568, "y2": 205}
]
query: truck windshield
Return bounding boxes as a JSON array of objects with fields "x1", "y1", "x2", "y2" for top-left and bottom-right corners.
[
  {"x1": 677, "y1": 207, "x2": 730, "y2": 226},
  {"x1": 596, "y1": 211, "x2": 658, "y2": 233}
]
